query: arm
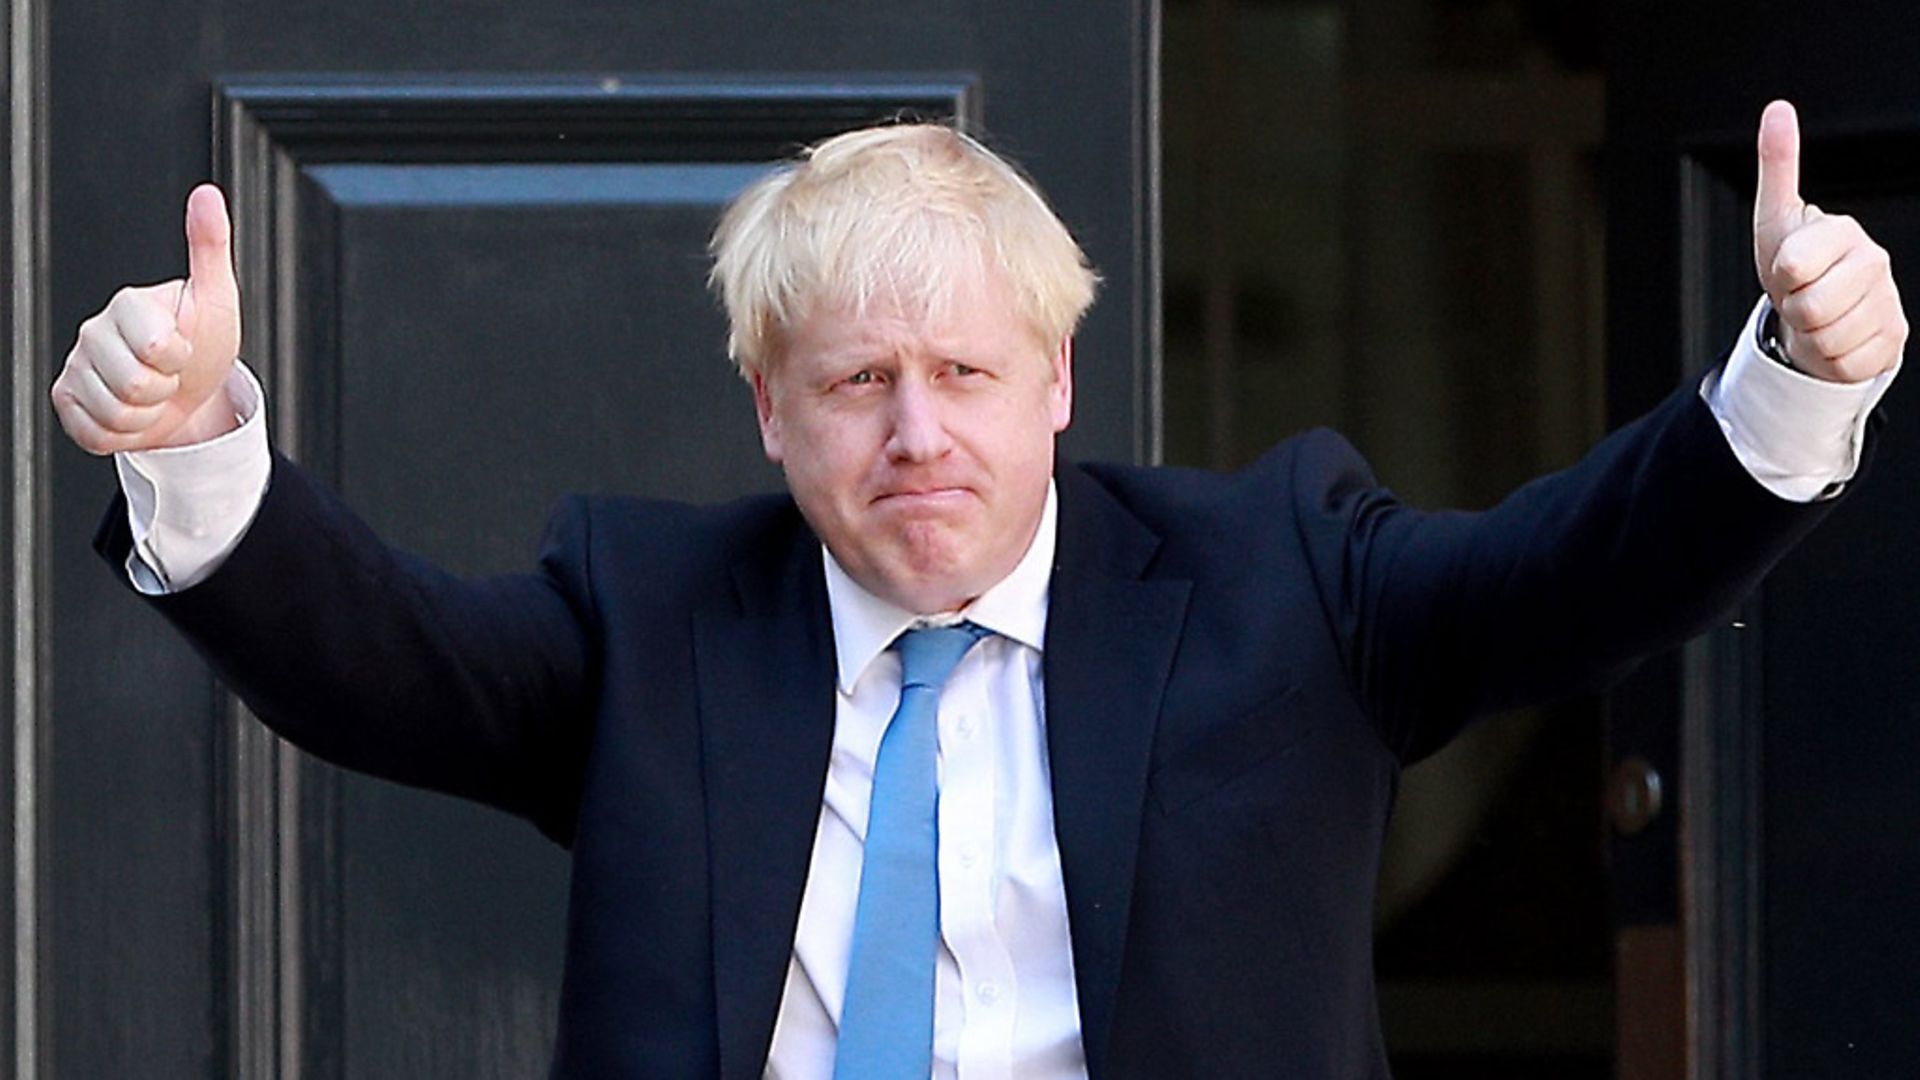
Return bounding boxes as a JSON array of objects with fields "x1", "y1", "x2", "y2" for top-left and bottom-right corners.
[
  {"x1": 1309, "y1": 101, "x2": 1905, "y2": 761},
  {"x1": 1299, "y1": 372, "x2": 1858, "y2": 762},
  {"x1": 58, "y1": 186, "x2": 598, "y2": 844},
  {"x1": 92, "y1": 452, "x2": 599, "y2": 843}
]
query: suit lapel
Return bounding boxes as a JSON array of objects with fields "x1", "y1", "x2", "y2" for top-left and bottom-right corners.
[
  {"x1": 692, "y1": 471, "x2": 1189, "y2": 1078},
  {"x1": 1045, "y1": 464, "x2": 1191, "y2": 1079},
  {"x1": 695, "y1": 511, "x2": 838, "y2": 1080}
]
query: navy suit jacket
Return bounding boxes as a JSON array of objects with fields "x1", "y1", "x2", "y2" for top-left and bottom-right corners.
[{"x1": 97, "y1": 380, "x2": 1845, "y2": 1078}]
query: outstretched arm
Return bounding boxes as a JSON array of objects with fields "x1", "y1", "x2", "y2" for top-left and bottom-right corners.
[
  {"x1": 62, "y1": 185, "x2": 599, "y2": 844},
  {"x1": 1318, "y1": 101, "x2": 1905, "y2": 760}
]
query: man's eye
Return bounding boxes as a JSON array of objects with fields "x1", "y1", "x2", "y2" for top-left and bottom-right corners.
[
  {"x1": 949, "y1": 362, "x2": 983, "y2": 377},
  {"x1": 845, "y1": 370, "x2": 876, "y2": 387}
]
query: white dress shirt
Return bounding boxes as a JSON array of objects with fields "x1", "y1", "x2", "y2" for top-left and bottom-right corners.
[
  {"x1": 766, "y1": 487, "x2": 1085, "y2": 1079},
  {"x1": 111, "y1": 295, "x2": 1896, "y2": 1079},
  {"x1": 114, "y1": 364, "x2": 270, "y2": 594},
  {"x1": 1700, "y1": 297, "x2": 1896, "y2": 501}
]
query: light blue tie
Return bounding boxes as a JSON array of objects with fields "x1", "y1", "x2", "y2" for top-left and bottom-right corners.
[{"x1": 833, "y1": 622, "x2": 990, "y2": 1079}]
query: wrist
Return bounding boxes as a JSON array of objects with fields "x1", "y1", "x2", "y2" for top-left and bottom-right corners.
[
  {"x1": 1759, "y1": 305, "x2": 1798, "y2": 372},
  {"x1": 156, "y1": 377, "x2": 245, "y2": 448}
]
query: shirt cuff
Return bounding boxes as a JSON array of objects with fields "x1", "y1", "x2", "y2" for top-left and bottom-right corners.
[
  {"x1": 113, "y1": 362, "x2": 272, "y2": 594},
  {"x1": 1698, "y1": 296, "x2": 1899, "y2": 503}
]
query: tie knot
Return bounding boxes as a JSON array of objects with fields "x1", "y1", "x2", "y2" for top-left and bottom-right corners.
[{"x1": 894, "y1": 622, "x2": 990, "y2": 691}]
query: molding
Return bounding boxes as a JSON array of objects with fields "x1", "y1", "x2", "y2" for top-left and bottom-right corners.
[
  {"x1": 208, "y1": 72, "x2": 976, "y2": 1078},
  {"x1": 1137, "y1": 0, "x2": 1163, "y2": 466},
  {"x1": 8, "y1": 0, "x2": 47, "y2": 1075},
  {"x1": 217, "y1": 73, "x2": 981, "y2": 163},
  {"x1": 1676, "y1": 145, "x2": 1766, "y2": 1080}
]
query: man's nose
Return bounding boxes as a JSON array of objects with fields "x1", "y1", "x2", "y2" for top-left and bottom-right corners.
[{"x1": 884, "y1": 380, "x2": 954, "y2": 462}]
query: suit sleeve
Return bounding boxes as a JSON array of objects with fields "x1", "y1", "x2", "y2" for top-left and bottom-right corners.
[
  {"x1": 1291, "y1": 370, "x2": 1874, "y2": 763},
  {"x1": 94, "y1": 450, "x2": 599, "y2": 845}
]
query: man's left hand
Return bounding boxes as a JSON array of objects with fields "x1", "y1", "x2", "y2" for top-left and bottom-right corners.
[{"x1": 1753, "y1": 99, "x2": 1909, "y2": 384}]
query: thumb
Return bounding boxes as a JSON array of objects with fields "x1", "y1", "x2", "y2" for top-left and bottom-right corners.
[
  {"x1": 1754, "y1": 99, "x2": 1805, "y2": 282},
  {"x1": 183, "y1": 183, "x2": 239, "y2": 318}
]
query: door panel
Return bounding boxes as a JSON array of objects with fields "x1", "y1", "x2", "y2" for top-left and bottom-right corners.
[
  {"x1": 292, "y1": 81, "x2": 952, "y2": 1076},
  {"x1": 1609, "y1": 3, "x2": 1920, "y2": 1075},
  {"x1": 1756, "y1": 183, "x2": 1920, "y2": 1074},
  {"x1": 22, "y1": 4, "x2": 1155, "y2": 1075}
]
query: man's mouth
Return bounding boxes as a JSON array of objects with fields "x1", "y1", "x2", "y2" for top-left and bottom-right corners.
[{"x1": 873, "y1": 486, "x2": 972, "y2": 506}]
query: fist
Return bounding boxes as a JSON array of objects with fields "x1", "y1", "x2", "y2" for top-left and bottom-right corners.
[
  {"x1": 51, "y1": 184, "x2": 243, "y2": 453},
  {"x1": 1753, "y1": 100, "x2": 1908, "y2": 383}
]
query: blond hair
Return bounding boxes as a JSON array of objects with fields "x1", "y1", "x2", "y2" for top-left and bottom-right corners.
[{"x1": 708, "y1": 123, "x2": 1100, "y2": 379}]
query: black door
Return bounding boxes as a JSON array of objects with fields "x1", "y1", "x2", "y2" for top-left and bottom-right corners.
[
  {"x1": 8, "y1": 4, "x2": 1155, "y2": 1075},
  {"x1": 1608, "y1": 3, "x2": 1920, "y2": 1075}
]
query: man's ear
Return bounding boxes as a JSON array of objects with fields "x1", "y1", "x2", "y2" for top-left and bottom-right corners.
[
  {"x1": 751, "y1": 370, "x2": 784, "y2": 464},
  {"x1": 1048, "y1": 336, "x2": 1075, "y2": 433}
]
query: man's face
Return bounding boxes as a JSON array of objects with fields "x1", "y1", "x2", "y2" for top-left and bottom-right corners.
[{"x1": 751, "y1": 269, "x2": 1073, "y2": 615}]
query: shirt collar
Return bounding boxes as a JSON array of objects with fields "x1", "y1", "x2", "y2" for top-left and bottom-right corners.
[{"x1": 823, "y1": 480, "x2": 1056, "y2": 694}]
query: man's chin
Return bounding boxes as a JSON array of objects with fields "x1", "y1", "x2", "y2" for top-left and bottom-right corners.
[
  {"x1": 874, "y1": 547, "x2": 994, "y2": 615},
  {"x1": 892, "y1": 587, "x2": 984, "y2": 616}
]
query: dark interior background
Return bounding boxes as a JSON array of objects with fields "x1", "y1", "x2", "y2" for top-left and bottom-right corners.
[
  {"x1": 1164, "y1": 1, "x2": 1920, "y2": 1077},
  {"x1": 1162, "y1": 0, "x2": 1611, "y2": 1074}
]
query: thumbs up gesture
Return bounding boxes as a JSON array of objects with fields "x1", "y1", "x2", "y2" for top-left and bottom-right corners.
[
  {"x1": 1753, "y1": 101, "x2": 1908, "y2": 383},
  {"x1": 52, "y1": 184, "x2": 244, "y2": 453}
]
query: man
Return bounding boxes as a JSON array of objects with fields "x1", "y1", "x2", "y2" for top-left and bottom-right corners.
[{"x1": 52, "y1": 101, "x2": 1904, "y2": 1077}]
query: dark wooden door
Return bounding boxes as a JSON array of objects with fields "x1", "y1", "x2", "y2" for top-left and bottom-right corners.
[
  {"x1": 6, "y1": 3, "x2": 1156, "y2": 1075},
  {"x1": 1608, "y1": 3, "x2": 1920, "y2": 1075}
]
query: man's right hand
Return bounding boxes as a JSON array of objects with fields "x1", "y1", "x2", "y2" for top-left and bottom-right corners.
[{"x1": 51, "y1": 184, "x2": 244, "y2": 453}]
